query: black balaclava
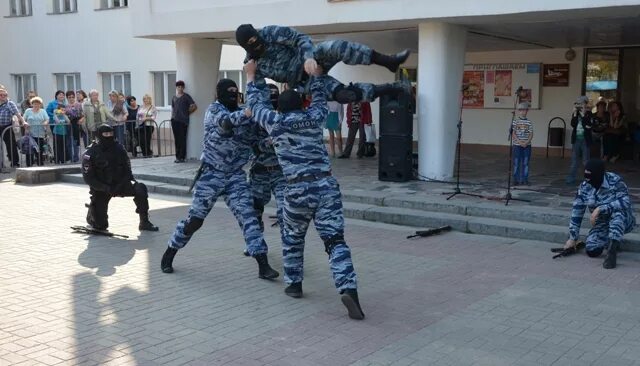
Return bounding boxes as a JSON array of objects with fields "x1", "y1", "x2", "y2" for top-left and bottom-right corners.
[
  {"x1": 267, "y1": 84, "x2": 280, "y2": 110},
  {"x1": 97, "y1": 124, "x2": 115, "y2": 149},
  {"x1": 236, "y1": 24, "x2": 265, "y2": 58},
  {"x1": 216, "y1": 79, "x2": 239, "y2": 111},
  {"x1": 278, "y1": 90, "x2": 303, "y2": 113},
  {"x1": 584, "y1": 159, "x2": 605, "y2": 190}
]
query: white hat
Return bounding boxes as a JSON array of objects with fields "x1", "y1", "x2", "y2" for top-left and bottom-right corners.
[{"x1": 517, "y1": 102, "x2": 529, "y2": 110}]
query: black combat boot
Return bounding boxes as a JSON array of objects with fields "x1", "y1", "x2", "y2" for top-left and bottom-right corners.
[
  {"x1": 285, "y1": 282, "x2": 303, "y2": 298},
  {"x1": 255, "y1": 253, "x2": 279, "y2": 279},
  {"x1": 139, "y1": 213, "x2": 159, "y2": 231},
  {"x1": 371, "y1": 49, "x2": 411, "y2": 73},
  {"x1": 372, "y1": 80, "x2": 411, "y2": 100},
  {"x1": 341, "y1": 289, "x2": 365, "y2": 320},
  {"x1": 161, "y1": 247, "x2": 178, "y2": 273},
  {"x1": 603, "y1": 240, "x2": 620, "y2": 269},
  {"x1": 333, "y1": 84, "x2": 363, "y2": 104}
]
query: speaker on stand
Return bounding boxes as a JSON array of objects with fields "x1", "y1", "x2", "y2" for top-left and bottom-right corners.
[{"x1": 378, "y1": 90, "x2": 414, "y2": 182}]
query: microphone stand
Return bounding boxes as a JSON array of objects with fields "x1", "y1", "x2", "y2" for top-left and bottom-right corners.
[
  {"x1": 443, "y1": 85, "x2": 485, "y2": 200},
  {"x1": 500, "y1": 86, "x2": 530, "y2": 206}
]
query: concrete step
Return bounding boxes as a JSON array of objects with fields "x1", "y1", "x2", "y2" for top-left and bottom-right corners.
[
  {"x1": 342, "y1": 202, "x2": 640, "y2": 252},
  {"x1": 60, "y1": 174, "x2": 191, "y2": 196},
  {"x1": 341, "y1": 189, "x2": 640, "y2": 234}
]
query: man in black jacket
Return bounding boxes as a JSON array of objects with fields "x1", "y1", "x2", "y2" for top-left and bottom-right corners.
[
  {"x1": 82, "y1": 124, "x2": 158, "y2": 232},
  {"x1": 566, "y1": 96, "x2": 593, "y2": 184}
]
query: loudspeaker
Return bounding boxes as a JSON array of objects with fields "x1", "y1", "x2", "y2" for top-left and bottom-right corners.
[
  {"x1": 379, "y1": 91, "x2": 413, "y2": 136},
  {"x1": 378, "y1": 135, "x2": 413, "y2": 182}
]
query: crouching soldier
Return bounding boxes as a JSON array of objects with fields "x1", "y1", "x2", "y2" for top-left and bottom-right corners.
[
  {"x1": 82, "y1": 124, "x2": 158, "y2": 232},
  {"x1": 564, "y1": 159, "x2": 636, "y2": 268}
]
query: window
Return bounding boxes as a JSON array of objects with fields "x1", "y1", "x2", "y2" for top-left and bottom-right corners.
[
  {"x1": 99, "y1": 0, "x2": 127, "y2": 9},
  {"x1": 12, "y1": 74, "x2": 37, "y2": 101},
  {"x1": 101, "y1": 72, "x2": 131, "y2": 101},
  {"x1": 52, "y1": 0, "x2": 76, "y2": 13},
  {"x1": 55, "y1": 73, "x2": 81, "y2": 92},
  {"x1": 218, "y1": 70, "x2": 244, "y2": 92},
  {"x1": 8, "y1": 0, "x2": 32, "y2": 16},
  {"x1": 584, "y1": 48, "x2": 620, "y2": 102},
  {"x1": 152, "y1": 71, "x2": 177, "y2": 107}
]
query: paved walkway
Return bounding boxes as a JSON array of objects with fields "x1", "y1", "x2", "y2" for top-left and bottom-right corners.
[{"x1": 2, "y1": 182, "x2": 640, "y2": 365}]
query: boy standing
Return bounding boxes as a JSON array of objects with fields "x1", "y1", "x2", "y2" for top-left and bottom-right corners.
[{"x1": 511, "y1": 102, "x2": 533, "y2": 185}]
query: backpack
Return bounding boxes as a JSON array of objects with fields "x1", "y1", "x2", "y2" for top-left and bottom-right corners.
[
  {"x1": 364, "y1": 143, "x2": 376, "y2": 157},
  {"x1": 19, "y1": 134, "x2": 39, "y2": 155}
]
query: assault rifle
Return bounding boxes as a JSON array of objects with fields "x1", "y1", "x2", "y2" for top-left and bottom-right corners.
[
  {"x1": 407, "y1": 225, "x2": 452, "y2": 239},
  {"x1": 550, "y1": 241, "x2": 585, "y2": 259}
]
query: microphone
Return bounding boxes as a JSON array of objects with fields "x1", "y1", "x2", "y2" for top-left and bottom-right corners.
[{"x1": 516, "y1": 86, "x2": 523, "y2": 93}]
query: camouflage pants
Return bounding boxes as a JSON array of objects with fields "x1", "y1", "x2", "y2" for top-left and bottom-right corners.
[
  {"x1": 312, "y1": 40, "x2": 376, "y2": 102},
  {"x1": 249, "y1": 167, "x2": 286, "y2": 238},
  {"x1": 168, "y1": 165, "x2": 268, "y2": 256},
  {"x1": 586, "y1": 209, "x2": 636, "y2": 251},
  {"x1": 282, "y1": 176, "x2": 357, "y2": 292}
]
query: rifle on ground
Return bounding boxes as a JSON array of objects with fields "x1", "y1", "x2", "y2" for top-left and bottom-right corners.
[
  {"x1": 407, "y1": 225, "x2": 452, "y2": 239},
  {"x1": 550, "y1": 241, "x2": 585, "y2": 259},
  {"x1": 71, "y1": 225, "x2": 129, "y2": 239}
]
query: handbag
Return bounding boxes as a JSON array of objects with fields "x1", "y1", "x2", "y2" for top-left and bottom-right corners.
[{"x1": 364, "y1": 123, "x2": 377, "y2": 143}]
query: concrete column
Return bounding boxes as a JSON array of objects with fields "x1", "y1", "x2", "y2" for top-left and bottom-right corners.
[
  {"x1": 417, "y1": 23, "x2": 467, "y2": 180},
  {"x1": 175, "y1": 38, "x2": 222, "y2": 159}
]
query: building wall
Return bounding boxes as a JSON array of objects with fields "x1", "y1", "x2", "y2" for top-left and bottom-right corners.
[
  {"x1": 0, "y1": 2, "x2": 249, "y2": 124},
  {"x1": 131, "y1": 0, "x2": 639, "y2": 38},
  {"x1": 464, "y1": 48, "x2": 584, "y2": 148},
  {"x1": 329, "y1": 47, "x2": 584, "y2": 148},
  {"x1": 0, "y1": 1, "x2": 595, "y2": 149}
]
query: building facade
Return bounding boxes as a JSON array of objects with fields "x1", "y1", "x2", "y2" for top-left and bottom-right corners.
[{"x1": 2, "y1": 0, "x2": 639, "y2": 179}]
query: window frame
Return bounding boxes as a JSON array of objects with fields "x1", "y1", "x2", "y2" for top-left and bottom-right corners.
[
  {"x1": 218, "y1": 70, "x2": 244, "y2": 92},
  {"x1": 101, "y1": 72, "x2": 131, "y2": 102},
  {"x1": 97, "y1": 0, "x2": 128, "y2": 10},
  {"x1": 55, "y1": 73, "x2": 81, "y2": 93},
  {"x1": 11, "y1": 73, "x2": 37, "y2": 102},
  {"x1": 50, "y1": 0, "x2": 77, "y2": 14},
  {"x1": 6, "y1": 0, "x2": 32, "y2": 17},
  {"x1": 152, "y1": 71, "x2": 177, "y2": 108}
]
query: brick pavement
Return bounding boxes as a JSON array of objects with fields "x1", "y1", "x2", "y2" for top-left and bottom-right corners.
[{"x1": 1, "y1": 182, "x2": 640, "y2": 366}]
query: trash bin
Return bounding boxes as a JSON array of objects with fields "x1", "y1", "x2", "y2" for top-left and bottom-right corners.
[{"x1": 546, "y1": 117, "x2": 566, "y2": 158}]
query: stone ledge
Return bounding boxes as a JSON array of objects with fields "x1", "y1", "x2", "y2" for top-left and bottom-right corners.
[{"x1": 15, "y1": 166, "x2": 80, "y2": 184}]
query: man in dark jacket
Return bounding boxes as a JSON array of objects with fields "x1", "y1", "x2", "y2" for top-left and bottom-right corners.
[
  {"x1": 82, "y1": 124, "x2": 158, "y2": 232},
  {"x1": 566, "y1": 96, "x2": 593, "y2": 184}
]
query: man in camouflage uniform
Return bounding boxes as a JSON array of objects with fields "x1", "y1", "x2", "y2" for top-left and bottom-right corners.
[
  {"x1": 161, "y1": 79, "x2": 279, "y2": 280},
  {"x1": 564, "y1": 159, "x2": 636, "y2": 269},
  {"x1": 249, "y1": 84, "x2": 287, "y2": 232},
  {"x1": 244, "y1": 61, "x2": 364, "y2": 320},
  {"x1": 235, "y1": 24, "x2": 409, "y2": 104}
]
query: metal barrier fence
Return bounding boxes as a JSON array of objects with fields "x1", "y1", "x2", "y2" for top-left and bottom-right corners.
[
  {"x1": 1, "y1": 119, "x2": 176, "y2": 171},
  {"x1": 156, "y1": 120, "x2": 175, "y2": 159}
]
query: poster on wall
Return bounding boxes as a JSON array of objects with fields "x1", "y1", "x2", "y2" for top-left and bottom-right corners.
[
  {"x1": 542, "y1": 64, "x2": 570, "y2": 86},
  {"x1": 494, "y1": 70, "x2": 512, "y2": 96},
  {"x1": 462, "y1": 71, "x2": 484, "y2": 108},
  {"x1": 462, "y1": 63, "x2": 541, "y2": 109}
]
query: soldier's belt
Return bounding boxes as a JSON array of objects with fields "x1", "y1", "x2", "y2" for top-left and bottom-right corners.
[
  {"x1": 287, "y1": 171, "x2": 332, "y2": 184},
  {"x1": 251, "y1": 164, "x2": 282, "y2": 174}
]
